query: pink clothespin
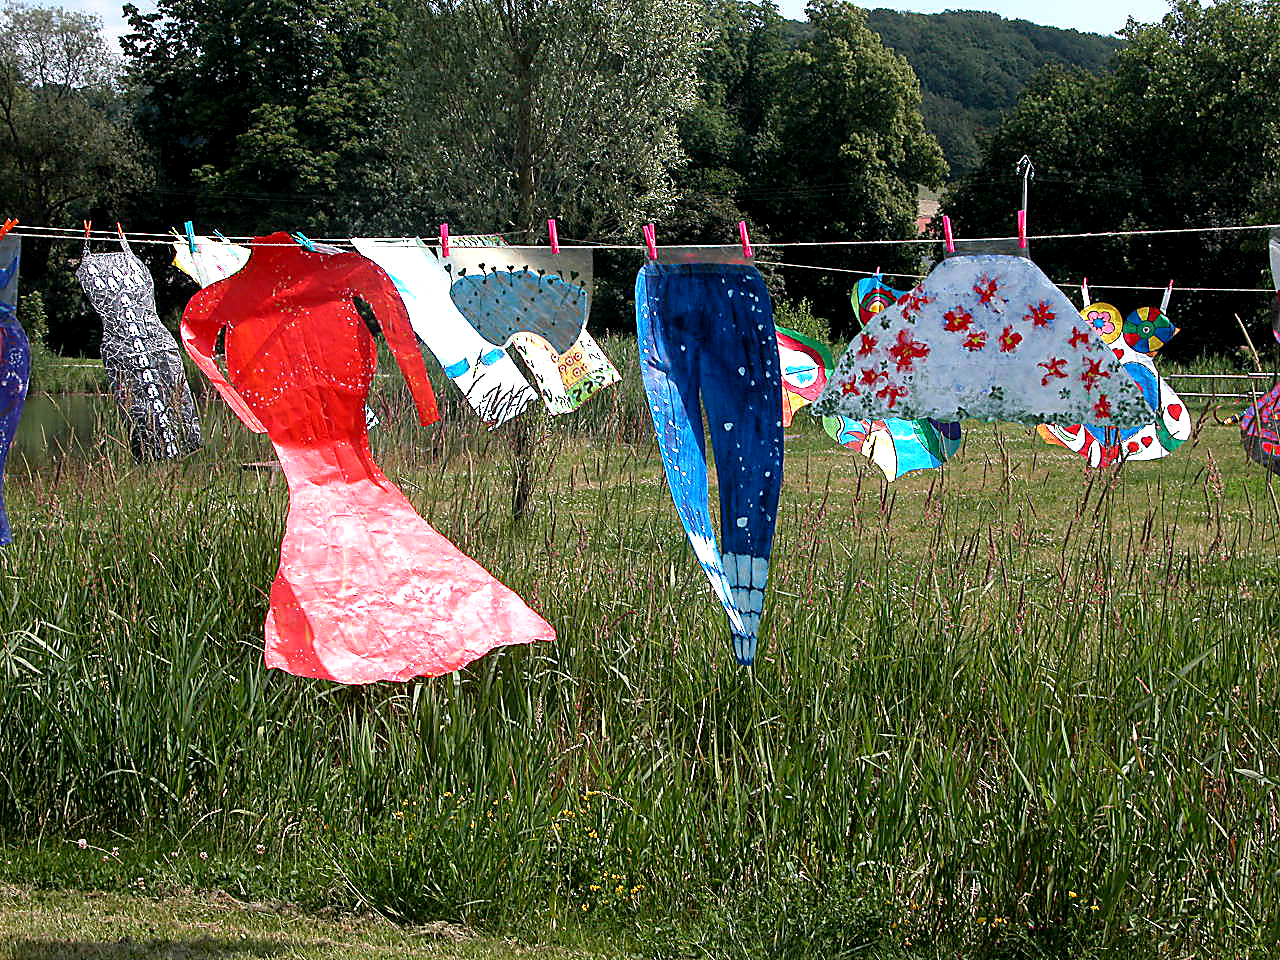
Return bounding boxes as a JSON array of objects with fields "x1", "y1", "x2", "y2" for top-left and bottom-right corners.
[
  {"x1": 547, "y1": 218, "x2": 560, "y2": 255},
  {"x1": 942, "y1": 215, "x2": 955, "y2": 253},
  {"x1": 440, "y1": 223, "x2": 450, "y2": 258},
  {"x1": 1017, "y1": 209, "x2": 1027, "y2": 249},
  {"x1": 1080, "y1": 277, "x2": 1091, "y2": 307},
  {"x1": 643, "y1": 223, "x2": 657, "y2": 260},
  {"x1": 738, "y1": 220, "x2": 753, "y2": 259},
  {"x1": 1161, "y1": 280, "x2": 1174, "y2": 312},
  {"x1": 0, "y1": 218, "x2": 17, "y2": 241},
  {"x1": 116, "y1": 222, "x2": 125, "y2": 241}
]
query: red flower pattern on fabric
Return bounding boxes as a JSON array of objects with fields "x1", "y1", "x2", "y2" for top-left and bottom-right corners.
[
  {"x1": 876, "y1": 383, "x2": 908, "y2": 410},
  {"x1": 889, "y1": 328, "x2": 930, "y2": 371},
  {"x1": 859, "y1": 367, "x2": 885, "y2": 387},
  {"x1": 1038, "y1": 356, "x2": 1068, "y2": 386},
  {"x1": 973, "y1": 274, "x2": 1004, "y2": 309},
  {"x1": 1093, "y1": 394, "x2": 1113, "y2": 420},
  {"x1": 1024, "y1": 301, "x2": 1054, "y2": 327},
  {"x1": 840, "y1": 379, "x2": 861, "y2": 396},
  {"x1": 963, "y1": 330, "x2": 987, "y2": 351},
  {"x1": 999, "y1": 325, "x2": 1022, "y2": 353},
  {"x1": 899, "y1": 288, "x2": 933, "y2": 320},
  {"x1": 943, "y1": 306, "x2": 972, "y2": 332},
  {"x1": 1068, "y1": 326, "x2": 1090, "y2": 349},
  {"x1": 857, "y1": 334, "x2": 877, "y2": 357},
  {"x1": 1080, "y1": 357, "x2": 1109, "y2": 391}
]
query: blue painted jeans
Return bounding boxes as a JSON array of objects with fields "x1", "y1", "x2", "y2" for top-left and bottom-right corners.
[{"x1": 636, "y1": 262, "x2": 783, "y2": 664}]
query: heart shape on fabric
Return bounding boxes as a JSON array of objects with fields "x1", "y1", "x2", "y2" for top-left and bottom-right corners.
[
  {"x1": 1112, "y1": 348, "x2": 1124, "y2": 359},
  {"x1": 1167, "y1": 404, "x2": 1183, "y2": 419},
  {"x1": 1141, "y1": 436, "x2": 1153, "y2": 447}
]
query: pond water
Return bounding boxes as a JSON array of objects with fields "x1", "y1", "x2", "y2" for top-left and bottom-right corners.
[{"x1": 8, "y1": 392, "x2": 112, "y2": 474}]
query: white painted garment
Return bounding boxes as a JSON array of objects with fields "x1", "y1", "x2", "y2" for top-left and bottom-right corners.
[{"x1": 351, "y1": 237, "x2": 536, "y2": 426}]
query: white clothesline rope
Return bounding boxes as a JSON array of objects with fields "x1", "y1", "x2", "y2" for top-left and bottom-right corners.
[{"x1": 10, "y1": 220, "x2": 1279, "y2": 295}]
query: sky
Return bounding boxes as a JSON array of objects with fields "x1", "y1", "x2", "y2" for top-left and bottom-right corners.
[{"x1": 67, "y1": 0, "x2": 1175, "y2": 54}]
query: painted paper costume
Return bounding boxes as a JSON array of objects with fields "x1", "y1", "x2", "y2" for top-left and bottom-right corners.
[
  {"x1": 813, "y1": 255, "x2": 1150, "y2": 428},
  {"x1": 351, "y1": 237, "x2": 535, "y2": 426},
  {"x1": 637, "y1": 260, "x2": 783, "y2": 665},
  {"x1": 77, "y1": 235, "x2": 202, "y2": 461},
  {"x1": 446, "y1": 246, "x2": 591, "y2": 354},
  {"x1": 1241, "y1": 383, "x2": 1280, "y2": 476},
  {"x1": 776, "y1": 324, "x2": 960, "y2": 481},
  {"x1": 508, "y1": 330, "x2": 620, "y2": 415},
  {"x1": 1037, "y1": 304, "x2": 1190, "y2": 467},
  {"x1": 172, "y1": 235, "x2": 249, "y2": 287},
  {"x1": 180, "y1": 234, "x2": 554, "y2": 684},
  {"x1": 0, "y1": 235, "x2": 29, "y2": 545},
  {"x1": 853, "y1": 275, "x2": 907, "y2": 326}
]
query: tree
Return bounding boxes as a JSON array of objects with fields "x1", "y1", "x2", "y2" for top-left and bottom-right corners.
[
  {"x1": 392, "y1": 0, "x2": 708, "y2": 239},
  {"x1": 747, "y1": 0, "x2": 947, "y2": 331},
  {"x1": 122, "y1": 0, "x2": 400, "y2": 235},
  {"x1": 0, "y1": 3, "x2": 152, "y2": 353},
  {"x1": 943, "y1": 0, "x2": 1280, "y2": 360}
]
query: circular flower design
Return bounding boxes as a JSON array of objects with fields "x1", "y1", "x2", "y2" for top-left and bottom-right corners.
[
  {"x1": 1084, "y1": 303, "x2": 1123, "y2": 343},
  {"x1": 1122, "y1": 307, "x2": 1177, "y2": 355}
]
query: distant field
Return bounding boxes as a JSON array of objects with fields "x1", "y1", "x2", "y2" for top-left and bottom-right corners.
[{"x1": 1, "y1": 336, "x2": 1278, "y2": 958}]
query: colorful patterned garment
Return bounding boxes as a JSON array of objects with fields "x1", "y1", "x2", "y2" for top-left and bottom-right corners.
[
  {"x1": 0, "y1": 234, "x2": 29, "y2": 545},
  {"x1": 853, "y1": 275, "x2": 907, "y2": 326},
  {"x1": 776, "y1": 323, "x2": 961, "y2": 481},
  {"x1": 1037, "y1": 303, "x2": 1190, "y2": 467},
  {"x1": 637, "y1": 261, "x2": 783, "y2": 665},
  {"x1": 181, "y1": 234, "x2": 554, "y2": 684},
  {"x1": 813, "y1": 255, "x2": 1150, "y2": 428},
  {"x1": 1241, "y1": 383, "x2": 1280, "y2": 476},
  {"x1": 77, "y1": 234, "x2": 201, "y2": 461},
  {"x1": 172, "y1": 235, "x2": 249, "y2": 287},
  {"x1": 351, "y1": 237, "x2": 535, "y2": 426},
  {"x1": 507, "y1": 330, "x2": 620, "y2": 416}
]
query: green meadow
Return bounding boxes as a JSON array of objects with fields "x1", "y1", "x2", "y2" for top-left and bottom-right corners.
[{"x1": 1, "y1": 340, "x2": 1278, "y2": 958}]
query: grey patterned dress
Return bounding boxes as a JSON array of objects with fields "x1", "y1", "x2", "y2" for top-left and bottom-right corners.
[{"x1": 76, "y1": 236, "x2": 201, "y2": 461}]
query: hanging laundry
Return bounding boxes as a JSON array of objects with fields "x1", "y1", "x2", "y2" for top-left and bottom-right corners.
[
  {"x1": 1270, "y1": 228, "x2": 1279, "y2": 343},
  {"x1": 0, "y1": 233, "x2": 29, "y2": 545},
  {"x1": 445, "y1": 245, "x2": 591, "y2": 354},
  {"x1": 180, "y1": 233, "x2": 553, "y2": 684},
  {"x1": 77, "y1": 233, "x2": 201, "y2": 461},
  {"x1": 1238, "y1": 235, "x2": 1280, "y2": 475},
  {"x1": 776, "y1": 323, "x2": 961, "y2": 481},
  {"x1": 1037, "y1": 303, "x2": 1191, "y2": 467},
  {"x1": 637, "y1": 258, "x2": 783, "y2": 665},
  {"x1": 813, "y1": 253, "x2": 1150, "y2": 427},
  {"x1": 853, "y1": 275, "x2": 907, "y2": 326},
  {"x1": 351, "y1": 237, "x2": 535, "y2": 426},
  {"x1": 172, "y1": 234, "x2": 249, "y2": 287},
  {"x1": 507, "y1": 330, "x2": 620, "y2": 415}
]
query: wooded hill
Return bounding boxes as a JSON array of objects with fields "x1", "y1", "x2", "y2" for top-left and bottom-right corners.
[{"x1": 784, "y1": 9, "x2": 1123, "y2": 175}]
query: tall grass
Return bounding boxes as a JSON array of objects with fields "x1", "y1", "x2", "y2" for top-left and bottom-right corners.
[{"x1": 0, "y1": 338, "x2": 1279, "y2": 958}]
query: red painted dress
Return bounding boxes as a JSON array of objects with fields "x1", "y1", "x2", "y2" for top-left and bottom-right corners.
[{"x1": 180, "y1": 234, "x2": 554, "y2": 683}]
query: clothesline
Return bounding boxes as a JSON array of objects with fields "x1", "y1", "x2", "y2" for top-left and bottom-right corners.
[
  {"x1": 10, "y1": 222, "x2": 1280, "y2": 295},
  {"x1": 14, "y1": 219, "x2": 1280, "y2": 246}
]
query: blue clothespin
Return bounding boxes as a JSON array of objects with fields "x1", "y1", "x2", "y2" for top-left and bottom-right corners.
[
  {"x1": 183, "y1": 221, "x2": 197, "y2": 254},
  {"x1": 212, "y1": 229, "x2": 229, "y2": 242},
  {"x1": 292, "y1": 232, "x2": 316, "y2": 251}
]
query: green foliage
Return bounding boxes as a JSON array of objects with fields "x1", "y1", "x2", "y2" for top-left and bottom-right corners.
[
  {"x1": 122, "y1": 0, "x2": 399, "y2": 236},
  {"x1": 17, "y1": 289, "x2": 52, "y2": 388},
  {"x1": 0, "y1": 3, "x2": 152, "y2": 354},
  {"x1": 676, "y1": 1, "x2": 946, "y2": 333},
  {"x1": 943, "y1": 0, "x2": 1280, "y2": 361},
  {"x1": 864, "y1": 10, "x2": 1123, "y2": 174},
  {"x1": 772, "y1": 297, "x2": 830, "y2": 344},
  {"x1": 392, "y1": 0, "x2": 708, "y2": 239}
]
